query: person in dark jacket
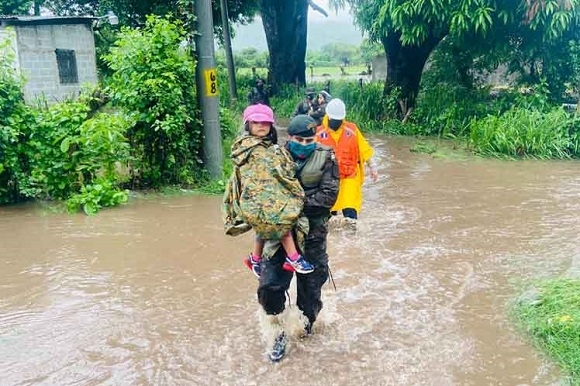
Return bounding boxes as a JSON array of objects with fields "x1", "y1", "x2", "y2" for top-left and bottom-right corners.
[
  {"x1": 257, "y1": 114, "x2": 340, "y2": 362},
  {"x1": 292, "y1": 87, "x2": 317, "y2": 117},
  {"x1": 247, "y1": 78, "x2": 270, "y2": 106},
  {"x1": 309, "y1": 90, "x2": 332, "y2": 125}
]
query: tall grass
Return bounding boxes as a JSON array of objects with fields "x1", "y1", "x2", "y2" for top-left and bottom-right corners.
[
  {"x1": 470, "y1": 108, "x2": 577, "y2": 159},
  {"x1": 412, "y1": 84, "x2": 497, "y2": 137},
  {"x1": 512, "y1": 279, "x2": 580, "y2": 384}
]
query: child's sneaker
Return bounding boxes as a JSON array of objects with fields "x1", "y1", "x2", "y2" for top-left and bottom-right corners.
[
  {"x1": 243, "y1": 254, "x2": 261, "y2": 278},
  {"x1": 282, "y1": 262, "x2": 295, "y2": 272},
  {"x1": 285, "y1": 254, "x2": 314, "y2": 274}
]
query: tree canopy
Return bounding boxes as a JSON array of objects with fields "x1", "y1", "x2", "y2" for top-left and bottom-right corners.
[
  {"x1": 0, "y1": 0, "x2": 258, "y2": 28},
  {"x1": 332, "y1": 0, "x2": 579, "y2": 117},
  {"x1": 0, "y1": 0, "x2": 33, "y2": 14}
]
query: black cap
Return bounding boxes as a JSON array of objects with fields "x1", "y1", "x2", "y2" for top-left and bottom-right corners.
[
  {"x1": 287, "y1": 115, "x2": 317, "y2": 137},
  {"x1": 305, "y1": 87, "x2": 316, "y2": 96}
]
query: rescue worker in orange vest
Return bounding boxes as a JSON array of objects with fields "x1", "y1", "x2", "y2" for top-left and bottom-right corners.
[{"x1": 316, "y1": 98, "x2": 378, "y2": 229}]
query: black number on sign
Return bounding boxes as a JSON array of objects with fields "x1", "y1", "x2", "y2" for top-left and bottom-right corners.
[
  {"x1": 211, "y1": 82, "x2": 217, "y2": 94},
  {"x1": 210, "y1": 72, "x2": 217, "y2": 81}
]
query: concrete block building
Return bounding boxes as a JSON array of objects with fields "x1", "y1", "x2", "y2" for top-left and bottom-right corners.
[{"x1": 0, "y1": 16, "x2": 98, "y2": 104}]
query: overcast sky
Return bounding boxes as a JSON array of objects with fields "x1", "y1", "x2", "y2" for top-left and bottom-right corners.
[
  {"x1": 309, "y1": 0, "x2": 353, "y2": 23},
  {"x1": 229, "y1": 1, "x2": 360, "y2": 51}
]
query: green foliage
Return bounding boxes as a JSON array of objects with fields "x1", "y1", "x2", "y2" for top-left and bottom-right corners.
[
  {"x1": 21, "y1": 99, "x2": 133, "y2": 201},
  {"x1": 512, "y1": 279, "x2": 580, "y2": 383},
  {"x1": 267, "y1": 76, "x2": 580, "y2": 162},
  {"x1": 571, "y1": 40, "x2": 580, "y2": 100},
  {"x1": 40, "y1": 0, "x2": 257, "y2": 29},
  {"x1": 341, "y1": 82, "x2": 395, "y2": 120},
  {"x1": 334, "y1": 0, "x2": 579, "y2": 114},
  {"x1": 342, "y1": 0, "x2": 578, "y2": 46},
  {"x1": 469, "y1": 107, "x2": 577, "y2": 159},
  {"x1": 269, "y1": 83, "x2": 306, "y2": 119},
  {"x1": 410, "y1": 141, "x2": 436, "y2": 155},
  {"x1": 359, "y1": 38, "x2": 383, "y2": 64},
  {"x1": 0, "y1": 59, "x2": 133, "y2": 213},
  {"x1": 66, "y1": 178, "x2": 128, "y2": 215},
  {"x1": 0, "y1": 31, "x2": 36, "y2": 205},
  {"x1": 328, "y1": 81, "x2": 406, "y2": 130},
  {"x1": 421, "y1": 37, "x2": 480, "y2": 89},
  {"x1": 412, "y1": 84, "x2": 493, "y2": 137},
  {"x1": 0, "y1": 0, "x2": 33, "y2": 15},
  {"x1": 219, "y1": 104, "x2": 239, "y2": 141},
  {"x1": 268, "y1": 80, "x2": 423, "y2": 135},
  {"x1": 103, "y1": 16, "x2": 202, "y2": 188},
  {"x1": 231, "y1": 47, "x2": 269, "y2": 68},
  {"x1": 1, "y1": 17, "x2": 243, "y2": 209}
]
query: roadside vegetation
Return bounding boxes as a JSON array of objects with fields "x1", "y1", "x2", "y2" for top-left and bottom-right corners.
[
  {"x1": 0, "y1": 17, "x2": 238, "y2": 214},
  {"x1": 511, "y1": 279, "x2": 580, "y2": 384},
  {"x1": 3, "y1": 19, "x2": 580, "y2": 215}
]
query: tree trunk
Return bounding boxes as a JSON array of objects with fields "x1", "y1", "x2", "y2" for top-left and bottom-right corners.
[
  {"x1": 259, "y1": 0, "x2": 309, "y2": 94},
  {"x1": 381, "y1": 33, "x2": 444, "y2": 120}
]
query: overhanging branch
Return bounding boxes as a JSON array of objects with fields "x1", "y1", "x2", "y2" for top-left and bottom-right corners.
[{"x1": 308, "y1": 0, "x2": 328, "y2": 17}]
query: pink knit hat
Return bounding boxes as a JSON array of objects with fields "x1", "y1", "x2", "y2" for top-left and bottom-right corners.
[{"x1": 243, "y1": 104, "x2": 275, "y2": 124}]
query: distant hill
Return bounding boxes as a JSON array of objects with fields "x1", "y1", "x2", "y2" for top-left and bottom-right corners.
[{"x1": 231, "y1": 18, "x2": 365, "y2": 52}]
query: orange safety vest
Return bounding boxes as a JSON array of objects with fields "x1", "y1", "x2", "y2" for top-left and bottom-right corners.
[{"x1": 316, "y1": 122, "x2": 359, "y2": 178}]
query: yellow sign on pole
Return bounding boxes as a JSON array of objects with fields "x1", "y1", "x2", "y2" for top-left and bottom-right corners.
[{"x1": 204, "y1": 68, "x2": 218, "y2": 96}]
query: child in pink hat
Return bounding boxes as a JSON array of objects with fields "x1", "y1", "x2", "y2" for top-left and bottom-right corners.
[{"x1": 223, "y1": 104, "x2": 314, "y2": 277}]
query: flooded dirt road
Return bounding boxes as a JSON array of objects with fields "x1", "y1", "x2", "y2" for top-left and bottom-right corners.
[{"x1": 1, "y1": 136, "x2": 580, "y2": 385}]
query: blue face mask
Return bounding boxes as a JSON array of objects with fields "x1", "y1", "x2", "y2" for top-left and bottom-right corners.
[{"x1": 287, "y1": 141, "x2": 316, "y2": 159}]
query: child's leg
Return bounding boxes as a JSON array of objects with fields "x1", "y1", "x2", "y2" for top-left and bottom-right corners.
[
  {"x1": 244, "y1": 234, "x2": 263, "y2": 278},
  {"x1": 252, "y1": 234, "x2": 264, "y2": 261},
  {"x1": 280, "y1": 232, "x2": 300, "y2": 261},
  {"x1": 281, "y1": 231, "x2": 314, "y2": 274}
]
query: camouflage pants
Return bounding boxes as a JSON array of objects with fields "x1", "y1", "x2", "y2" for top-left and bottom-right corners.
[{"x1": 257, "y1": 221, "x2": 329, "y2": 325}]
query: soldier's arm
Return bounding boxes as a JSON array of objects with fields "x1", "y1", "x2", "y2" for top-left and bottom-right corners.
[
  {"x1": 292, "y1": 102, "x2": 301, "y2": 117},
  {"x1": 304, "y1": 149, "x2": 339, "y2": 215},
  {"x1": 309, "y1": 106, "x2": 325, "y2": 121}
]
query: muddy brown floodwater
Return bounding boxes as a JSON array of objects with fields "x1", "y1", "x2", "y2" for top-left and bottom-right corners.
[{"x1": 2, "y1": 135, "x2": 580, "y2": 386}]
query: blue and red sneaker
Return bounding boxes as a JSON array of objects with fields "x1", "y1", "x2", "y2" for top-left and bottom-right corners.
[
  {"x1": 243, "y1": 254, "x2": 261, "y2": 278},
  {"x1": 285, "y1": 254, "x2": 314, "y2": 274}
]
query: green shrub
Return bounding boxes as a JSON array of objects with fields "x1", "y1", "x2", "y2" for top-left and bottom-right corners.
[
  {"x1": 103, "y1": 15, "x2": 201, "y2": 188},
  {"x1": 66, "y1": 178, "x2": 129, "y2": 215},
  {"x1": 331, "y1": 81, "x2": 392, "y2": 121},
  {"x1": 20, "y1": 99, "x2": 132, "y2": 202},
  {"x1": 412, "y1": 84, "x2": 494, "y2": 137},
  {"x1": 0, "y1": 30, "x2": 37, "y2": 204}
]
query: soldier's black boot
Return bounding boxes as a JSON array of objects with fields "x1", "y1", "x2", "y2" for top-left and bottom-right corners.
[{"x1": 268, "y1": 332, "x2": 287, "y2": 362}]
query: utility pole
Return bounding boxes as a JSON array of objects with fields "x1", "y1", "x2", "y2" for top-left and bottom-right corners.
[
  {"x1": 220, "y1": 0, "x2": 237, "y2": 104},
  {"x1": 193, "y1": 0, "x2": 223, "y2": 179}
]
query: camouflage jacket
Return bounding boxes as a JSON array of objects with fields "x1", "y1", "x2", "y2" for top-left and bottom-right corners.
[
  {"x1": 264, "y1": 144, "x2": 338, "y2": 258},
  {"x1": 222, "y1": 134, "x2": 309, "y2": 257}
]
